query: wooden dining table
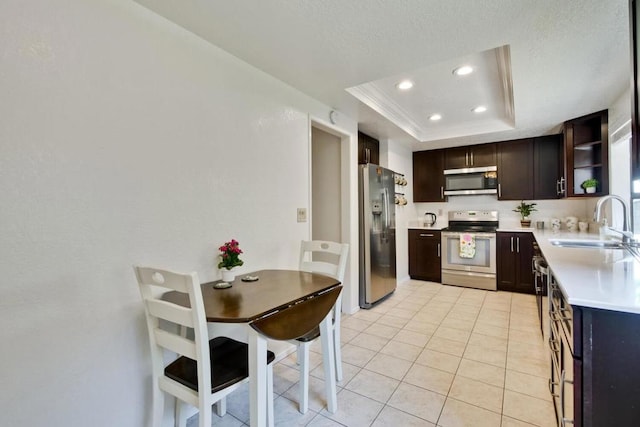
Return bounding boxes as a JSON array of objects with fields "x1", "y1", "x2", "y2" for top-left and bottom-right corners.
[{"x1": 163, "y1": 269, "x2": 342, "y2": 427}]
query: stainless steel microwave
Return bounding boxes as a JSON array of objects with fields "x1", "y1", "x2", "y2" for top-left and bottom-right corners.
[{"x1": 443, "y1": 166, "x2": 498, "y2": 195}]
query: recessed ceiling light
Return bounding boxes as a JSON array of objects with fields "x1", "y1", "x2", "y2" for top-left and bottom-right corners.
[
  {"x1": 473, "y1": 105, "x2": 487, "y2": 113},
  {"x1": 396, "y1": 80, "x2": 414, "y2": 90},
  {"x1": 429, "y1": 114, "x2": 442, "y2": 121},
  {"x1": 453, "y1": 65, "x2": 474, "y2": 76}
]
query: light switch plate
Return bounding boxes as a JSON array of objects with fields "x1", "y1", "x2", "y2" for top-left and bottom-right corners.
[{"x1": 297, "y1": 208, "x2": 307, "y2": 222}]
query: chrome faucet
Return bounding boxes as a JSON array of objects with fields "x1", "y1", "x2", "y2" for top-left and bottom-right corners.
[{"x1": 593, "y1": 195, "x2": 633, "y2": 243}]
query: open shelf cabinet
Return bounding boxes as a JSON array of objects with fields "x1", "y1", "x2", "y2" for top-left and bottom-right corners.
[{"x1": 564, "y1": 110, "x2": 609, "y2": 197}]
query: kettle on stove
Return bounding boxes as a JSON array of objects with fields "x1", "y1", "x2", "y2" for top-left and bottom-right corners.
[{"x1": 423, "y1": 212, "x2": 437, "y2": 227}]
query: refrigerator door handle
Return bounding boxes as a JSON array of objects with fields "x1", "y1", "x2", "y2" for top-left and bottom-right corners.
[{"x1": 382, "y1": 187, "x2": 390, "y2": 240}]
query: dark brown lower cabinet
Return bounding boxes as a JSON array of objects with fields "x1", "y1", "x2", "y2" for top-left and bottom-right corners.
[
  {"x1": 408, "y1": 229, "x2": 441, "y2": 282},
  {"x1": 550, "y1": 279, "x2": 640, "y2": 426},
  {"x1": 496, "y1": 232, "x2": 534, "y2": 293}
]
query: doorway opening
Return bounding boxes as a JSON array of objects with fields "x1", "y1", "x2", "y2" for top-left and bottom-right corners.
[
  {"x1": 309, "y1": 120, "x2": 356, "y2": 313},
  {"x1": 311, "y1": 127, "x2": 342, "y2": 244}
]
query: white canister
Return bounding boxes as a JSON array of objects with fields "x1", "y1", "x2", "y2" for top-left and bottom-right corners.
[
  {"x1": 565, "y1": 216, "x2": 578, "y2": 232},
  {"x1": 550, "y1": 218, "x2": 561, "y2": 232}
]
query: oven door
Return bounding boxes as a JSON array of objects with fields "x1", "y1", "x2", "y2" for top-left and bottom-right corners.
[{"x1": 441, "y1": 232, "x2": 496, "y2": 274}]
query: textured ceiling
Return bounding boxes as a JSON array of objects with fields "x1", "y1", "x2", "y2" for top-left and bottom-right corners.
[
  {"x1": 134, "y1": 0, "x2": 630, "y2": 150},
  {"x1": 346, "y1": 45, "x2": 515, "y2": 142}
]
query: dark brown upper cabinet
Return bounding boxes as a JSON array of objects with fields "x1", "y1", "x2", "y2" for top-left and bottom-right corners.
[
  {"x1": 497, "y1": 135, "x2": 563, "y2": 200},
  {"x1": 444, "y1": 143, "x2": 496, "y2": 169},
  {"x1": 413, "y1": 149, "x2": 446, "y2": 202},
  {"x1": 497, "y1": 139, "x2": 534, "y2": 200},
  {"x1": 358, "y1": 131, "x2": 379, "y2": 165},
  {"x1": 563, "y1": 110, "x2": 609, "y2": 197},
  {"x1": 534, "y1": 134, "x2": 564, "y2": 199}
]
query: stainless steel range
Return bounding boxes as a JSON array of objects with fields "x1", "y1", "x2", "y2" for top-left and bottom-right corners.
[{"x1": 441, "y1": 210, "x2": 498, "y2": 291}]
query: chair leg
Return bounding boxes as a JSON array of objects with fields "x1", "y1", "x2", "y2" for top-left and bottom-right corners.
[
  {"x1": 151, "y1": 387, "x2": 164, "y2": 427},
  {"x1": 296, "y1": 343, "x2": 303, "y2": 366},
  {"x1": 320, "y1": 316, "x2": 337, "y2": 413},
  {"x1": 298, "y1": 343, "x2": 310, "y2": 414},
  {"x1": 215, "y1": 397, "x2": 227, "y2": 417},
  {"x1": 332, "y1": 296, "x2": 344, "y2": 383},
  {"x1": 174, "y1": 399, "x2": 187, "y2": 427},
  {"x1": 267, "y1": 363, "x2": 274, "y2": 427},
  {"x1": 333, "y1": 327, "x2": 343, "y2": 382},
  {"x1": 198, "y1": 401, "x2": 211, "y2": 427}
]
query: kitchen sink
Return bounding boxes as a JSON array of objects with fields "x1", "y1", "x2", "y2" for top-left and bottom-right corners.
[{"x1": 549, "y1": 238, "x2": 626, "y2": 249}]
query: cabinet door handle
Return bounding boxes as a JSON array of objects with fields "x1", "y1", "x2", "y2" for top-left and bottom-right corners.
[
  {"x1": 498, "y1": 183, "x2": 502, "y2": 198},
  {"x1": 558, "y1": 177, "x2": 565, "y2": 196},
  {"x1": 465, "y1": 152, "x2": 469, "y2": 166},
  {"x1": 365, "y1": 148, "x2": 371, "y2": 163},
  {"x1": 470, "y1": 151, "x2": 474, "y2": 165},
  {"x1": 437, "y1": 243, "x2": 441, "y2": 257},
  {"x1": 510, "y1": 236, "x2": 514, "y2": 252},
  {"x1": 517, "y1": 237, "x2": 520, "y2": 253},
  {"x1": 420, "y1": 234, "x2": 434, "y2": 237},
  {"x1": 440, "y1": 186, "x2": 444, "y2": 200}
]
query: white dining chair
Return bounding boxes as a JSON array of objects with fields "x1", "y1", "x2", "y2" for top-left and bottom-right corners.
[
  {"x1": 134, "y1": 266, "x2": 275, "y2": 427},
  {"x1": 295, "y1": 240, "x2": 349, "y2": 413}
]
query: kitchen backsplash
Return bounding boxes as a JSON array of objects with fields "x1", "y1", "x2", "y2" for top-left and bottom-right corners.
[{"x1": 413, "y1": 195, "x2": 592, "y2": 229}]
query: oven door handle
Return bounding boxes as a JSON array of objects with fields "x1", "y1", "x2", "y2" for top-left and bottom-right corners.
[{"x1": 442, "y1": 232, "x2": 496, "y2": 239}]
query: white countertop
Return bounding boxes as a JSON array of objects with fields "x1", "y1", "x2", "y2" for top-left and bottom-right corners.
[
  {"x1": 409, "y1": 225, "x2": 447, "y2": 231},
  {"x1": 496, "y1": 226, "x2": 535, "y2": 233},
  {"x1": 532, "y1": 229, "x2": 640, "y2": 314}
]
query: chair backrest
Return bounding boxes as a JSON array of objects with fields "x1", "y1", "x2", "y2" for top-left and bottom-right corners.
[
  {"x1": 250, "y1": 286, "x2": 342, "y2": 340},
  {"x1": 134, "y1": 266, "x2": 211, "y2": 398},
  {"x1": 298, "y1": 241, "x2": 349, "y2": 283}
]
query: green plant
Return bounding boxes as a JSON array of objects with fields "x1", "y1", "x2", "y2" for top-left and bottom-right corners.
[
  {"x1": 513, "y1": 201, "x2": 537, "y2": 220},
  {"x1": 217, "y1": 239, "x2": 244, "y2": 270},
  {"x1": 581, "y1": 178, "x2": 598, "y2": 189}
]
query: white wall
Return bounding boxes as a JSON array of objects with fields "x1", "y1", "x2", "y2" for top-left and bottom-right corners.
[
  {"x1": 584, "y1": 88, "x2": 632, "y2": 227},
  {"x1": 0, "y1": 1, "x2": 357, "y2": 426},
  {"x1": 607, "y1": 88, "x2": 632, "y2": 228},
  {"x1": 383, "y1": 140, "x2": 414, "y2": 284}
]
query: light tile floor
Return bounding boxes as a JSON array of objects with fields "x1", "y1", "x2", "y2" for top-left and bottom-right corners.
[{"x1": 189, "y1": 280, "x2": 557, "y2": 427}]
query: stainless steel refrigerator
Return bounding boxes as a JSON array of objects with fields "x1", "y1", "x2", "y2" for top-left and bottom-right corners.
[{"x1": 359, "y1": 164, "x2": 397, "y2": 308}]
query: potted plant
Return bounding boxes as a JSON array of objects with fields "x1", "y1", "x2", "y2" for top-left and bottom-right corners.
[
  {"x1": 218, "y1": 239, "x2": 244, "y2": 282},
  {"x1": 581, "y1": 178, "x2": 598, "y2": 194},
  {"x1": 513, "y1": 201, "x2": 537, "y2": 227}
]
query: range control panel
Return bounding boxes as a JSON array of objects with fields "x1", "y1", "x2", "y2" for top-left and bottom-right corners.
[{"x1": 448, "y1": 210, "x2": 499, "y2": 222}]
